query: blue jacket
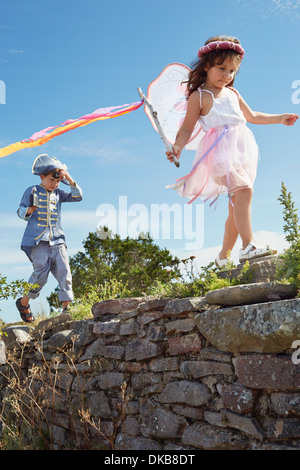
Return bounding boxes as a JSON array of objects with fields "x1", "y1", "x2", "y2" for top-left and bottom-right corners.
[{"x1": 17, "y1": 183, "x2": 82, "y2": 260}]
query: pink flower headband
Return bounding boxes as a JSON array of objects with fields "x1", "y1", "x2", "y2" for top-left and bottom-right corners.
[{"x1": 198, "y1": 40, "x2": 245, "y2": 59}]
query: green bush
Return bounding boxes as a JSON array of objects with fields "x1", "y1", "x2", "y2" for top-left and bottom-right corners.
[{"x1": 277, "y1": 182, "x2": 300, "y2": 290}]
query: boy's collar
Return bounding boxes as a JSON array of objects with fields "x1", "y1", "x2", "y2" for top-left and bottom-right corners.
[{"x1": 39, "y1": 183, "x2": 55, "y2": 193}]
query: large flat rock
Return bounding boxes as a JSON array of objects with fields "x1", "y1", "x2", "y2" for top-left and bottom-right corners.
[
  {"x1": 217, "y1": 255, "x2": 282, "y2": 283},
  {"x1": 1, "y1": 325, "x2": 33, "y2": 350},
  {"x1": 195, "y1": 298, "x2": 300, "y2": 353},
  {"x1": 205, "y1": 282, "x2": 297, "y2": 306}
]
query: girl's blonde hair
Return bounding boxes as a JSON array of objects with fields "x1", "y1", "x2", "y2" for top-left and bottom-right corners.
[{"x1": 186, "y1": 35, "x2": 243, "y2": 97}]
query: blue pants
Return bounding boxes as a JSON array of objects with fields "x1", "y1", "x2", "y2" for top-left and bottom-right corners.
[{"x1": 27, "y1": 241, "x2": 74, "y2": 302}]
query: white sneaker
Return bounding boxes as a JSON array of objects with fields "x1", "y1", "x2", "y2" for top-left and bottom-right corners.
[
  {"x1": 215, "y1": 254, "x2": 233, "y2": 268},
  {"x1": 239, "y1": 242, "x2": 277, "y2": 263}
]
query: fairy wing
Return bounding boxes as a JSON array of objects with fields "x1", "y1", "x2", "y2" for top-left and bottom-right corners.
[{"x1": 145, "y1": 63, "x2": 205, "y2": 150}]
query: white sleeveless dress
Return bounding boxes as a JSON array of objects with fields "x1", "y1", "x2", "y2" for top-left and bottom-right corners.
[{"x1": 174, "y1": 87, "x2": 259, "y2": 204}]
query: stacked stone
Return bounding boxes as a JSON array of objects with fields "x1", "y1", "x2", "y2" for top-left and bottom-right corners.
[{"x1": 0, "y1": 280, "x2": 299, "y2": 450}]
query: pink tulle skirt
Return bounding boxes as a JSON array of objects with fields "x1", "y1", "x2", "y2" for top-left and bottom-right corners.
[{"x1": 175, "y1": 124, "x2": 259, "y2": 204}]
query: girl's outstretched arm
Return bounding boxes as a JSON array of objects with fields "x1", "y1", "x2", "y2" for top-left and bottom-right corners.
[
  {"x1": 239, "y1": 95, "x2": 299, "y2": 126},
  {"x1": 166, "y1": 91, "x2": 201, "y2": 162}
]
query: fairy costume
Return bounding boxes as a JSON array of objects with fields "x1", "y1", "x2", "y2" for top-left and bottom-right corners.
[
  {"x1": 144, "y1": 41, "x2": 259, "y2": 205},
  {"x1": 143, "y1": 39, "x2": 282, "y2": 267},
  {"x1": 175, "y1": 86, "x2": 259, "y2": 205}
]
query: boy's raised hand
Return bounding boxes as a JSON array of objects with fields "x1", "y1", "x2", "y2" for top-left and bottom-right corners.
[{"x1": 59, "y1": 169, "x2": 76, "y2": 186}]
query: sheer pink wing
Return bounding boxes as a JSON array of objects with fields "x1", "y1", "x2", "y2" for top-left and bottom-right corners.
[{"x1": 145, "y1": 63, "x2": 205, "y2": 150}]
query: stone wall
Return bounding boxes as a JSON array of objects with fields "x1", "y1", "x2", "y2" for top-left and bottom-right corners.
[{"x1": 0, "y1": 274, "x2": 300, "y2": 450}]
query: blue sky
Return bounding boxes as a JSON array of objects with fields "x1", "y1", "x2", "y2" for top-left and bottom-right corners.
[{"x1": 1, "y1": 0, "x2": 299, "y2": 322}]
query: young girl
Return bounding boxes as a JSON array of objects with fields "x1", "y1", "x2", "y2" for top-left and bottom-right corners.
[{"x1": 166, "y1": 35, "x2": 298, "y2": 267}]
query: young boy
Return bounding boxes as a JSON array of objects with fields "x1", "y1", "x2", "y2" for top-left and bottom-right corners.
[{"x1": 16, "y1": 154, "x2": 83, "y2": 322}]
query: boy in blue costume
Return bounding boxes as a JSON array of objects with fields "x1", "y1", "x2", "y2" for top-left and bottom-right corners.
[{"x1": 16, "y1": 154, "x2": 83, "y2": 322}]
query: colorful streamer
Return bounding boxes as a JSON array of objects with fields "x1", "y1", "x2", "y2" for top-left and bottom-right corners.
[{"x1": 0, "y1": 100, "x2": 144, "y2": 158}]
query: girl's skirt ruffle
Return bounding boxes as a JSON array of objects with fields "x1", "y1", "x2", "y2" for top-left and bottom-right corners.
[{"x1": 170, "y1": 124, "x2": 259, "y2": 204}]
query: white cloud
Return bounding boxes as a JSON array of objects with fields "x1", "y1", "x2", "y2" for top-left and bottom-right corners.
[
  {"x1": 62, "y1": 209, "x2": 98, "y2": 227},
  {"x1": 0, "y1": 250, "x2": 27, "y2": 267},
  {"x1": 228, "y1": 0, "x2": 300, "y2": 20},
  {"x1": 54, "y1": 137, "x2": 141, "y2": 163},
  {"x1": 0, "y1": 213, "x2": 25, "y2": 229},
  {"x1": 9, "y1": 49, "x2": 26, "y2": 54},
  {"x1": 271, "y1": 0, "x2": 300, "y2": 15}
]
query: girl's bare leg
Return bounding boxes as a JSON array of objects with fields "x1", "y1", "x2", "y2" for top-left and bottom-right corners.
[
  {"x1": 233, "y1": 188, "x2": 254, "y2": 249},
  {"x1": 219, "y1": 189, "x2": 254, "y2": 259},
  {"x1": 219, "y1": 195, "x2": 238, "y2": 259}
]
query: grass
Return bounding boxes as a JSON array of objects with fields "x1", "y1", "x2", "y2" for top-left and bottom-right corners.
[{"x1": 0, "y1": 337, "x2": 123, "y2": 450}]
